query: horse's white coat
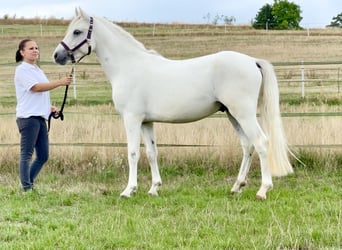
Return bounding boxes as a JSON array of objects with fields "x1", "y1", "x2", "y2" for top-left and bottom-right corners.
[{"x1": 54, "y1": 8, "x2": 293, "y2": 200}]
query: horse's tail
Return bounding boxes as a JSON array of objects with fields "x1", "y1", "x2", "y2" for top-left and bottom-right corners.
[{"x1": 256, "y1": 59, "x2": 294, "y2": 177}]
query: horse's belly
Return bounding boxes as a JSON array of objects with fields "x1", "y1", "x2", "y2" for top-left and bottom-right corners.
[{"x1": 144, "y1": 101, "x2": 221, "y2": 123}]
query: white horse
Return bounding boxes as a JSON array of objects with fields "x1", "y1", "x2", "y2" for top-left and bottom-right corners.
[{"x1": 53, "y1": 8, "x2": 293, "y2": 200}]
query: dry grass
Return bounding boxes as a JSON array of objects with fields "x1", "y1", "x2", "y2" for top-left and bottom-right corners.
[
  {"x1": 139, "y1": 28, "x2": 342, "y2": 62},
  {"x1": 1, "y1": 104, "x2": 340, "y2": 169}
]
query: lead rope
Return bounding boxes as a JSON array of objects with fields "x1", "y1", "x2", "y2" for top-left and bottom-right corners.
[{"x1": 48, "y1": 65, "x2": 75, "y2": 132}]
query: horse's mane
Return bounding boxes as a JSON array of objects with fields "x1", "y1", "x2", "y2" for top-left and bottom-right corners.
[{"x1": 96, "y1": 16, "x2": 160, "y2": 56}]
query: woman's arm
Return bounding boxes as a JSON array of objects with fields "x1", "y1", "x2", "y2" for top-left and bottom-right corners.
[{"x1": 30, "y1": 76, "x2": 72, "y2": 92}]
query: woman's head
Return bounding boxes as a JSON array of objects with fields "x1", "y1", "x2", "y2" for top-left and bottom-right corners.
[{"x1": 15, "y1": 39, "x2": 39, "y2": 63}]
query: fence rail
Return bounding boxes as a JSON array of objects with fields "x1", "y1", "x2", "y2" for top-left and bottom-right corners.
[
  {"x1": 1, "y1": 142, "x2": 341, "y2": 149},
  {"x1": 0, "y1": 61, "x2": 341, "y2": 106},
  {"x1": 1, "y1": 111, "x2": 341, "y2": 117}
]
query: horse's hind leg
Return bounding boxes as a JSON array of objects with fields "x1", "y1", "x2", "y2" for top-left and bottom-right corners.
[
  {"x1": 225, "y1": 106, "x2": 273, "y2": 199},
  {"x1": 141, "y1": 122, "x2": 162, "y2": 196},
  {"x1": 227, "y1": 112, "x2": 255, "y2": 194},
  {"x1": 235, "y1": 117, "x2": 273, "y2": 200}
]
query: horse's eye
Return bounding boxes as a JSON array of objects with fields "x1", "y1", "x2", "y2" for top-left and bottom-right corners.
[{"x1": 73, "y1": 30, "x2": 82, "y2": 35}]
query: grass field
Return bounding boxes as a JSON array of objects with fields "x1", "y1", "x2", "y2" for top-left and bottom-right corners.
[
  {"x1": 0, "y1": 19, "x2": 341, "y2": 249},
  {"x1": 1, "y1": 154, "x2": 342, "y2": 249}
]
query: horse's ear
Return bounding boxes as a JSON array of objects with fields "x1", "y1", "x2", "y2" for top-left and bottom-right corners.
[
  {"x1": 75, "y1": 7, "x2": 79, "y2": 16},
  {"x1": 78, "y1": 7, "x2": 90, "y2": 19}
]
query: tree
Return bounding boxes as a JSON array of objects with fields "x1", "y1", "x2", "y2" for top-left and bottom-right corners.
[
  {"x1": 253, "y1": 4, "x2": 275, "y2": 29},
  {"x1": 223, "y1": 16, "x2": 236, "y2": 25},
  {"x1": 209, "y1": 14, "x2": 236, "y2": 25},
  {"x1": 272, "y1": 0, "x2": 302, "y2": 29},
  {"x1": 253, "y1": 0, "x2": 302, "y2": 30},
  {"x1": 203, "y1": 13, "x2": 211, "y2": 24},
  {"x1": 328, "y1": 12, "x2": 342, "y2": 28}
]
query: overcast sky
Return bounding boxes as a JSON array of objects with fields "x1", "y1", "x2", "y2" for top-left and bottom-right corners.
[{"x1": 1, "y1": 0, "x2": 340, "y2": 28}]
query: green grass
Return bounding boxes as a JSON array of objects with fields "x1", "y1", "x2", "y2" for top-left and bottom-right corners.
[
  {"x1": 281, "y1": 93, "x2": 342, "y2": 106},
  {"x1": 1, "y1": 152, "x2": 341, "y2": 249}
]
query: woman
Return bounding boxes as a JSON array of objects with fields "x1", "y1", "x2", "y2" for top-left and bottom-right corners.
[{"x1": 14, "y1": 38, "x2": 72, "y2": 192}]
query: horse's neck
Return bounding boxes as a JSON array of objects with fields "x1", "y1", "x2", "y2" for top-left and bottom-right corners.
[
  {"x1": 94, "y1": 20, "x2": 162, "y2": 84},
  {"x1": 93, "y1": 18, "x2": 154, "y2": 80}
]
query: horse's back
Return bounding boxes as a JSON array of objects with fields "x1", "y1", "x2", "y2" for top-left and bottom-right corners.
[{"x1": 115, "y1": 50, "x2": 262, "y2": 123}]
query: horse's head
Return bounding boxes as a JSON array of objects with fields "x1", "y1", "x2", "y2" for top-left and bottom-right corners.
[{"x1": 54, "y1": 7, "x2": 95, "y2": 65}]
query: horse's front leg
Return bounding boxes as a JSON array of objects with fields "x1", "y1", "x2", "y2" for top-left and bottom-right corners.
[
  {"x1": 120, "y1": 115, "x2": 142, "y2": 198},
  {"x1": 141, "y1": 122, "x2": 162, "y2": 196}
]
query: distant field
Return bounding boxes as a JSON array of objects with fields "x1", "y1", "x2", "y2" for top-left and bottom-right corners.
[{"x1": 1, "y1": 21, "x2": 342, "y2": 61}]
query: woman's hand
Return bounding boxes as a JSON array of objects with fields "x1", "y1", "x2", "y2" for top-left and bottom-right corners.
[
  {"x1": 60, "y1": 76, "x2": 72, "y2": 86},
  {"x1": 51, "y1": 106, "x2": 59, "y2": 115}
]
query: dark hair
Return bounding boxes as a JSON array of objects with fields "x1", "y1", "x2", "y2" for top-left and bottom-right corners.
[{"x1": 15, "y1": 39, "x2": 33, "y2": 62}]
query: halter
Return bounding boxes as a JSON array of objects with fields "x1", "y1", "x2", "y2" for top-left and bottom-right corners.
[
  {"x1": 60, "y1": 16, "x2": 94, "y2": 64},
  {"x1": 48, "y1": 17, "x2": 94, "y2": 132}
]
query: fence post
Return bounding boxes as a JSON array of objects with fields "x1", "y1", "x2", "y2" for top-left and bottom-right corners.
[
  {"x1": 301, "y1": 61, "x2": 305, "y2": 98},
  {"x1": 338, "y1": 68, "x2": 340, "y2": 93},
  {"x1": 152, "y1": 23, "x2": 156, "y2": 36}
]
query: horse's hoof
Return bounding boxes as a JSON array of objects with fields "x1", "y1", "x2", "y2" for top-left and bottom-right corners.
[
  {"x1": 256, "y1": 184, "x2": 273, "y2": 200},
  {"x1": 120, "y1": 186, "x2": 137, "y2": 198},
  {"x1": 120, "y1": 193, "x2": 131, "y2": 198},
  {"x1": 148, "y1": 182, "x2": 162, "y2": 196},
  {"x1": 256, "y1": 193, "x2": 267, "y2": 200},
  {"x1": 148, "y1": 190, "x2": 159, "y2": 196},
  {"x1": 230, "y1": 189, "x2": 242, "y2": 195},
  {"x1": 230, "y1": 181, "x2": 246, "y2": 194}
]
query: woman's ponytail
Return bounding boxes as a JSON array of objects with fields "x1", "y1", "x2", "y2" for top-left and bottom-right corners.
[{"x1": 15, "y1": 38, "x2": 32, "y2": 62}]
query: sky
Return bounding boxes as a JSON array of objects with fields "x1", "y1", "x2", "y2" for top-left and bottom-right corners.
[{"x1": 0, "y1": 0, "x2": 340, "y2": 28}]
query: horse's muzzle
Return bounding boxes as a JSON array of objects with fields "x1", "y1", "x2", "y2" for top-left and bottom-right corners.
[{"x1": 53, "y1": 50, "x2": 69, "y2": 65}]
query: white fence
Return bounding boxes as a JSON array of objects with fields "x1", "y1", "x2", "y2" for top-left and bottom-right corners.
[{"x1": 0, "y1": 61, "x2": 341, "y2": 106}]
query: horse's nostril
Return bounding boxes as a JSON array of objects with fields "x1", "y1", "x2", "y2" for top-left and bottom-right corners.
[{"x1": 54, "y1": 53, "x2": 58, "y2": 59}]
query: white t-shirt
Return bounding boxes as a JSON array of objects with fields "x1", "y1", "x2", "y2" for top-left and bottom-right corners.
[{"x1": 14, "y1": 62, "x2": 51, "y2": 120}]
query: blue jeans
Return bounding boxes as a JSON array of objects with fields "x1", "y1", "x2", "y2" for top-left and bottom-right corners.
[{"x1": 16, "y1": 116, "x2": 49, "y2": 191}]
